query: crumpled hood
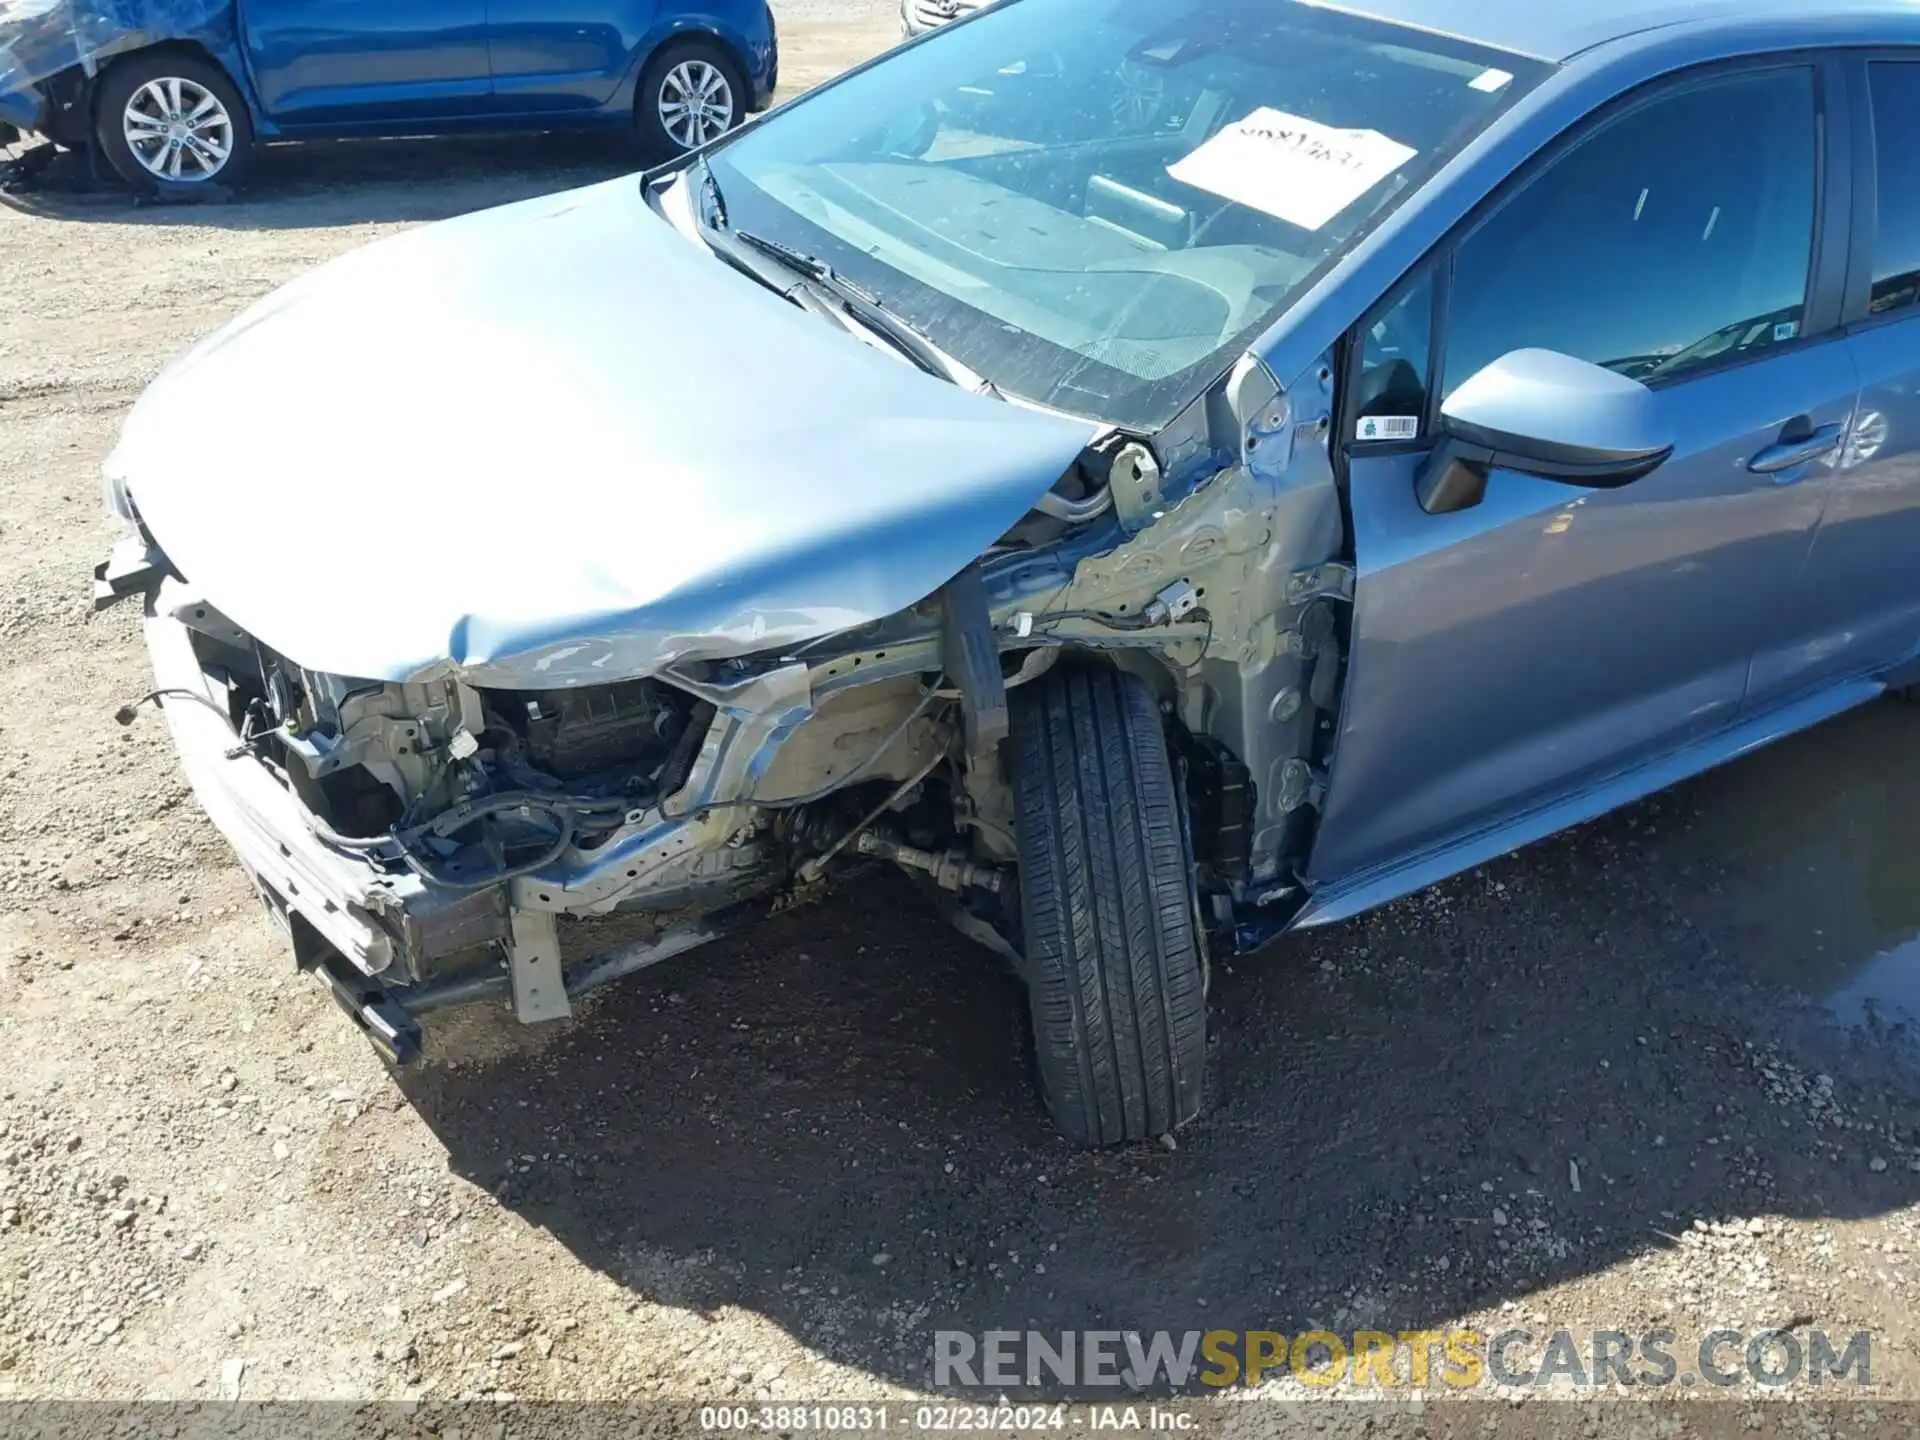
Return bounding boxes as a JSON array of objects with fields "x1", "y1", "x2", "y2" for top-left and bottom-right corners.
[{"x1": 109, "y1": 176, "x2": 1098, "y2": 686}]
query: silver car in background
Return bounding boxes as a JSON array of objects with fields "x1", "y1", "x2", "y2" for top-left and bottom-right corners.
[{"x1": 901, "y1": 0, "x2": 990, "y2": 39}]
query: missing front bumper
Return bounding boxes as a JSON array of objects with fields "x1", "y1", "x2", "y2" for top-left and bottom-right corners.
[
  {"x1": 137, "y1": 602, "x2": 773, "y2": 1053},
  {"x1": 142, "y1": 607, "x2": 507, "y2": 983}
]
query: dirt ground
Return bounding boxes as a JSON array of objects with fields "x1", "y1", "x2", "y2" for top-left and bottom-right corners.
[{"x1": 2, "y1": 2, "x2": 1919, "y2": 1419}]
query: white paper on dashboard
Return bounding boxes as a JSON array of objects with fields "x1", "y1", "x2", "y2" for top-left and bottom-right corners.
[{"x1": 1166, "y1": 108, "x2": 1418, "y2": 231}]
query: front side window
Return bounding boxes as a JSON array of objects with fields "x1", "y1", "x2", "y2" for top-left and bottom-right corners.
[
  {"x1": 1353, "y1": 268, "x2": 1435, "y2": 442},
  {"x1": 706, "y1": 0, "x2": 1545, "y2": 428},
  {"x1": 1869, "y1": 61, "x2": 1920, "y2": 317},
  {"x1": 1443, "y1": 68, "x2": 1818, "y2": 395}
]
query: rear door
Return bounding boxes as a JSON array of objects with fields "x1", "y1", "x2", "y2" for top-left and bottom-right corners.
[
  {"x1": 1750, "y1": 55, "x2": 1920, "y2": 700},
  {"x1": 244, "y1": 0, "x2": 492, "y2": 124},
  {"x1": 1305, "y1": 60, "x2": 1859, "y2": 897}
]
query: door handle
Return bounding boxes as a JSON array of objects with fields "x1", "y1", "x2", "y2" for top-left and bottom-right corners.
[{"x1": 1748, "y1": 421, "x2": 1843, "y2": 476}]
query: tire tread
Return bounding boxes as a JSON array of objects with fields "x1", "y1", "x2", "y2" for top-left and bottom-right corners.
[{"x1": 1013, "y1": 667, "x2": 1205, "y2": 1146}]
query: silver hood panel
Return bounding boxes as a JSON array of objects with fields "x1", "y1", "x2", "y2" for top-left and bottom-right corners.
[{"x1": 107, "y1": 176, "x2": 1097, "y2": 685}]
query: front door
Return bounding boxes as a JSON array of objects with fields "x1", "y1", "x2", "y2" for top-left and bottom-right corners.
[
  {"x1": 1750, "y1": 56, "x2": 1920, "y2": 702},
  {"x1": 1306, "y1": 62, "x2": 1859, "y2": 898},
  {"x1": 244, "y1": 0, "x2": 493, "y2": 124}
]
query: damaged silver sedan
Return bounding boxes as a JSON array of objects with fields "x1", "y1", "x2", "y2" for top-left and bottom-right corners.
[{"x1": 96, "y1": 0, "x2": 1920, "y2": 1144}]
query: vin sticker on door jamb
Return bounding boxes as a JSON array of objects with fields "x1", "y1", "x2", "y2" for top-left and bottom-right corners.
[{"x1": 1357, "y1": 415, "x2": 1419, "y2": 442}]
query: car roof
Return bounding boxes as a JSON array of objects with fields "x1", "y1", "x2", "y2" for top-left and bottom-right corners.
[{"x1": 1307, "y1": 0, "x2": 1920, "y2": 62}]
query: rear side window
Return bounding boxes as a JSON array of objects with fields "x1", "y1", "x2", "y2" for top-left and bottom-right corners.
[
  {"x1": 1868, "y1": 62, "x2": 1920, "y2": 316},
  {"x1": 1443, "y1": 68, "x2": 1818, "y2": 394}
]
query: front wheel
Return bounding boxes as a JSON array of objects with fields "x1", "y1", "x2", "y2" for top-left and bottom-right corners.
[
  {"x1": 1012, "y1": 666, "x2": 1207, "y2": 1147},
  {"x1": 636, "y1": 41, "x2": 748, "y2": 158},
  {"x1": 93, "y1": 52, "x2": 254, "y2": 192}
]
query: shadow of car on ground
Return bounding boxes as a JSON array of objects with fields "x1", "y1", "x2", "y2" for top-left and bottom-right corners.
[
  {"x1": 392, "y1": 699, "x2": 1920, "y2": 1398},
  {"x1": 1, "y1": 130, "x2": 645, "y2": 230}
]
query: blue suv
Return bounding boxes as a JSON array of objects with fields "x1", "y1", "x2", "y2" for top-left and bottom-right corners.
[{"x1": 0, "y1": 0, "x2": 777, "y2": 190}]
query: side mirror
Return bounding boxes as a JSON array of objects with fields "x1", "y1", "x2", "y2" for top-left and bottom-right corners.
[{"x1": 1416, "y1": 348, "x2": 1675, "y2": 515}]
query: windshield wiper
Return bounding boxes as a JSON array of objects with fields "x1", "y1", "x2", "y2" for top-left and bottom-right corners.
[
  {"x1": 731, "y1": 229, "x2": 1001, "y2": 397},
  {"x1": 694, "y1": 154, "x2": 728, "y2": 229},
  {"x1": 735, "y1": 229, "x2": 876, "y2": 302}
]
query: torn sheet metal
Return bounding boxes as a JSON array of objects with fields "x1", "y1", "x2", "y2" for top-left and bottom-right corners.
[
  {"x1": 0, "y1": 0, "x2": 232, "y2": 130},
  {"x1": 106, "y1": 176, "x2": 1101, "y2": 688}
]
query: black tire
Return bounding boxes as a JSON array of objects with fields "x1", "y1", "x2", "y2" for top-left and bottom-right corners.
[
  {"x1": 93, "y1": 51, "x2": 254, "y2": 192},
  {"x1": 635, "y1": 39, "x2": 749, "y2": 159},
  {"x1": 1012, "y1": 666, "x2": 1206, "y2": 1147}
]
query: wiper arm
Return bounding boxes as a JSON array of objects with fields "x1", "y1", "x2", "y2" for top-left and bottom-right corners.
[
  {"x1": 694, "y1": 154, "x2": 728, "y2": 230},
  {"x1": 734, "y1": 228, "x2": 877, "y2": 302},
  {"x1": 690, "y1": 180, "x2": 998, "y2": 396},
  {"x1": 688, "y1": 209, "x2": 888, "y2": 354},
  {"x1": 731, "y1": 229, "x2": 1000, "y2": 396}
]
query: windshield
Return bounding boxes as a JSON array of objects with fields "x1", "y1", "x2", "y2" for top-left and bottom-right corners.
[{"x1": 706, "y1": 0, "x2": 1544, "y2": 428}]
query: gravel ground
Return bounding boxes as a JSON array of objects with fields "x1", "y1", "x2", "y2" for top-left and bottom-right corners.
[{"x1": 2, "y1": 6, "x2": 1920, "y2": 1416}]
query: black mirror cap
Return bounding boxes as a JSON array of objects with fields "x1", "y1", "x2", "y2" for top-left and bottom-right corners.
[
  {"x1": 1415, "y1": 433, "x2": 1674, "y2": 515},
  {"x1": 1415, "y1": 441, "x2": 1493, "y2": 515},
  {"x1": 1448, "y1": 415, "x2": 1675, "y2": 482}
]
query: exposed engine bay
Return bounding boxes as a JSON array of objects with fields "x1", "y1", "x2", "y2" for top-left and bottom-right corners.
[
  {"x1": 172, "y1": 608, "x2": 936, "y2": 871},
  {"x1": 260, "y1": 661, "x2": 718, "y2": 892}
]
